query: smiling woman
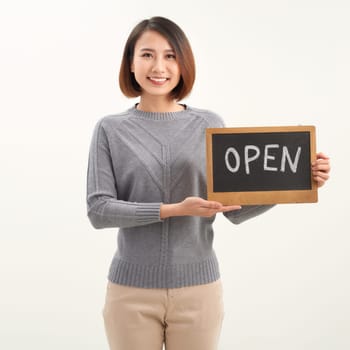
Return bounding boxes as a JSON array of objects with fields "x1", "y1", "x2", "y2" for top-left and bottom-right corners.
[
  {"x1": 86, "y1": 15, "x2": 331, "y2": 350},
  {"x1": 119, "y1": 16, "x2": 195, "y2": 107},
  {"x1": 131, "y1": 31, "x2": 181, "y2": 104}
]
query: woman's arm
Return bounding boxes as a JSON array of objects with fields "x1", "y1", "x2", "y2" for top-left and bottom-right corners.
[
  {"x1": 160, "y1": 197, "x2": 241, "y2": 219},
  {"x1": 86, "y1": 120, "x2": 163, "y2": 229}
]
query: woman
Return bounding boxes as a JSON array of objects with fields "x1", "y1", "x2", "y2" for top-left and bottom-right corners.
[{"x1": 86, "y1": 16, "x2": 330, "y2": 350}]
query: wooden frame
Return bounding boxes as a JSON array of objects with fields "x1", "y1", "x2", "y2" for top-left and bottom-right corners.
[{"x1": 206, "y1": 126, "x2": 318, "y2": 205}]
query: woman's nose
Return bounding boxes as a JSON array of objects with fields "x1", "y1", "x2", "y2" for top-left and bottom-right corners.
[{"x1": 152, "y1": 58, "x2": 166, "y2": 73}]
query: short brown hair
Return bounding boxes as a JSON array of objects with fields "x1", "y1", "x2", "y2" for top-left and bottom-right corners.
[{"x1": 119, "y1": 17, "x2": 196, "y2": 101}]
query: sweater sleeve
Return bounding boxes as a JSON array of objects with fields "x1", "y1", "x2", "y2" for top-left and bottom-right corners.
[
  {"x1": 223, "y1": 205, "x2": 275, "y2": 225},
  {"x1": 86, "y1": 119, "x2": 163, "y2": 229}
]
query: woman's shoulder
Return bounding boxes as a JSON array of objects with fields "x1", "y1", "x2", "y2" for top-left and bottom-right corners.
[
  {"x1": 89, "y1": 109, "x2": 135, "y2": 141},
  {"x1": 186, "y1": 106, "x2": 225, "y2": 127},
  {"x1": 95, "y1": 108, "x2": 134, "y2": 127}
]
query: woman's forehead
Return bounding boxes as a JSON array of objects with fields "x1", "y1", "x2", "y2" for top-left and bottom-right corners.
[{"x1": 134, "y1": 30, "x2": 174, "y2": 51}]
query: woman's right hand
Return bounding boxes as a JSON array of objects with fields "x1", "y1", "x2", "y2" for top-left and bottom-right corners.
[{"x1": 160, "y1": 196, "x2": 241, "y2": 219}]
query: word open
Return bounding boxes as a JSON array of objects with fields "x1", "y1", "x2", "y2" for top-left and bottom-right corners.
[{"x1": 224, "y1": 144, "x2": 302, "y2": 175}]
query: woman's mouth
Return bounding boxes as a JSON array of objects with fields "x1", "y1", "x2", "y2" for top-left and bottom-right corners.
[{"x1": 148, "y1": 77, "x2": 169, "y2": 85}]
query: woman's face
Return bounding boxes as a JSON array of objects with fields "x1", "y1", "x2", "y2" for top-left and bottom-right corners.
[{"x1": 131, "y1": 30, "x2": 181, "y2": 99}]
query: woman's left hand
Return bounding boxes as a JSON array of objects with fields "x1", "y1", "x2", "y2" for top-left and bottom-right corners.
[{"x1": 312, "y1": 152, "x2": 331, "y2": 188}]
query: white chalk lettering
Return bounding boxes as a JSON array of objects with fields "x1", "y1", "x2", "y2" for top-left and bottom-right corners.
[
  {"x1": 264, "y1": 144, "x2": 279, "y2": 171},
  {"x1": 225, "y1": 147, "x2": 240, "y2": 173},
  {"x1": 224, "y1": 144, "x2": 302, "y2": 174},
  {"x1": 245, "y1": 145, "x2": 260, "y2": 174},
  {"x1": 281, "y1": 146, "x2": 301, "y2": 173}
]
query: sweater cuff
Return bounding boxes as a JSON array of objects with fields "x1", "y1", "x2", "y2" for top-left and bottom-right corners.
[{"x1": 135, "y1": 203, "x2": 162, "y2": 225}]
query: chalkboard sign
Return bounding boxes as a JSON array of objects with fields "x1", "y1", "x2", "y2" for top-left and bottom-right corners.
[{"x1": 206, "y1": 126, "x2": 317, "y2": 205}]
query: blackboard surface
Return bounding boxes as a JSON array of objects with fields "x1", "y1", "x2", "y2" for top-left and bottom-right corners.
[{"x1": 206, "y1": 126, "x2": 317, "y2": 205}]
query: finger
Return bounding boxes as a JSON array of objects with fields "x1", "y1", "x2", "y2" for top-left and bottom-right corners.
[
  {"x1": 313, "y1": 171, "x2": 330, "y2": 181},
  {"x1": 313, "y1": 158, "x2": 330, "y2": 164},
  {"x1": 314, "y1": 176, "x2": 326, "y2": 188},
  {"x1": 313, "y1": 173, "x2": 330, "y2": 187},
  {"x1": 312, "y1": 153, "x2": 330, "y2": 166},
  {"x1": 312, "y1": 159, "x2": 330, "y2": 166},
  {"x1": 316, "y1": 152, "x2": 330, "y2": 160},
  {"x1": 200, "y1": 201, "x2": 222, "y2": 210},
  {"x1": 221, "y1": 205, "x2": 242, "y2": 212},
  {"x1": 312, "y1": 163, "x2": 331, "y2": 172}
]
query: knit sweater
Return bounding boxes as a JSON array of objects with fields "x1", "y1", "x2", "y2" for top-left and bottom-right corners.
[{"x1": 86, "y1": 105, "x2": 273, "y2": 288}]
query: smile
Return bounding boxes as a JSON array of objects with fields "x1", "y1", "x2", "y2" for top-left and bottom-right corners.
[{"x1": 148, "y1": 77, "x2": 169, "y2": 84}]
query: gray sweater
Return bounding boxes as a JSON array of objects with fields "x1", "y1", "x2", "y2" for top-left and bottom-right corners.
[{"x1": 86, "y1": 105, "x2": 273, "y2": 288}]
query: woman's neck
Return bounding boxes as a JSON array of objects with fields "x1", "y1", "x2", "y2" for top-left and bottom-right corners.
[{"x1": 136, "y1": 96, "x2": 185, "y2": 113}]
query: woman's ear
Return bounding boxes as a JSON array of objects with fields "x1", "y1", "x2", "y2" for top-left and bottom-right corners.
[{"x1": 130, "y1": 63, "x2": 134, "y2": 73}]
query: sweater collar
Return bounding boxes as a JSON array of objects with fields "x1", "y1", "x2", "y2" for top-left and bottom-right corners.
[{"x1": 129, "y1": 104, "x2": 190, "y2": 121}]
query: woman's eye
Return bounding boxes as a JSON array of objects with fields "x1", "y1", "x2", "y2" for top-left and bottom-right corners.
[
  {"x1": 141, "y1": 53, "x2": 152, "y2": 58},
  {"x1": 166, "y1": 54, "x2": 176, "y2": 60}
]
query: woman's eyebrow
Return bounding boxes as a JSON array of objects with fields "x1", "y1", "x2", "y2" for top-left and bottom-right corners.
[{"x1": 139, "y1": 48, "x2": 175, "y2": 52}]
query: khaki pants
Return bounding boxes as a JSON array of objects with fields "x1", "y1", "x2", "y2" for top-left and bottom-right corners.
[{"x1": 102, "y1": 279, "x2": 224, "y2": 350}]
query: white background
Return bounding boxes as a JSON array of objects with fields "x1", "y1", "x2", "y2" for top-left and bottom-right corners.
[{"x1": 1, "y1": 0, "x2": 349, "y2": 349}]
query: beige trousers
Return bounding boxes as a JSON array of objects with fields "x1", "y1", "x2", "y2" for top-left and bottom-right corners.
[{"x1": 102, "y1": 279, "x2": 224, "y2": 350}]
